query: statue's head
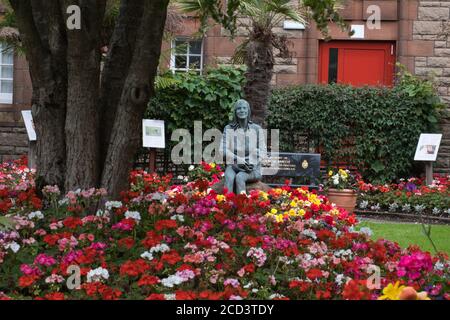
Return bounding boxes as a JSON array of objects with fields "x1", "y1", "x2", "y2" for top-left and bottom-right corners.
[{"x1": 232, "y1": 99, "x2": 251, "y2": 127}]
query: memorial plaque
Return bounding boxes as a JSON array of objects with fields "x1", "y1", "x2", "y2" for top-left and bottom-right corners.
[{"x1": 261, "y1": 152, "x2": 321, "y2": 187}]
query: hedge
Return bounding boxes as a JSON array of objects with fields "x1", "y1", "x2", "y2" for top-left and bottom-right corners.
[{"x1": 268, "y1": 70, "x2": 445, "y2": 182}]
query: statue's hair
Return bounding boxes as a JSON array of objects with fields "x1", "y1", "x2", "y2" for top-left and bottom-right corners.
[{"x1": 230, "y1": 99, "x2": 252, "y2": 129}]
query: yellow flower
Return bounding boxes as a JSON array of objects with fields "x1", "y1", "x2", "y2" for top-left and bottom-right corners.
[
  {"x1": 216, "y1": 194, "x2": 226, "y2": 203},
  {"x1": 298, "y1": 209, "x2": 306, "y2": 216},
  {"x1": 328, "y1": 170, "x2": 333, "y2": 176},
  {"x1": 259, "y1": 191, "x2": 269, "y2": 201},
  {"x1": 275, "y1": 214, "x2": 284, "y2": 223},
  {"x1": 330, "y1": 208, "x2": 340, "y2": 216},
  {"x1": 288, "y1": 209, "x2": 296, "y2": 216},
  {"x1": 209, "y1": 162, "x2": 216, "y2": 168},
  {"x1": 290, "y1": 200, "x2": 298, "y2": 208},
  {"x1": 270, "y1": 208, "x2": 278, "y2": 214},
  {"x1": 378, "y1": 282, "x2": 405, "y2": 300}
]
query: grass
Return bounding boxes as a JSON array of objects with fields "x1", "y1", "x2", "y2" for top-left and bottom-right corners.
[{"x1": 357, "y1": 220, "x2": 450, "y2": 255}]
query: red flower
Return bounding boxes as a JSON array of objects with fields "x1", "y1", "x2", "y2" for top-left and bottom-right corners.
[
  {"x1": 141, "y1": 231, "x2": 163, "y2": 248},
  {"x1": 63, "y1": 217, "x2": 83, "y2": 230},
  {"x1": 117, "y1": 237, "x2": 135, "y2": 249},
  {"x1": 342, "y1": 279, "x2": 372, "y2": 300},
  {"x1": 120, "y1": 259, "x2": 150, "y2": 277},
  {"x1": 138, "y1": 275, "x2": 160, "y2": 287},
  {"x1": 306, "y1": 268, "x2": 323, "y2": 280},
  {"x1": 161, "y1": 250, "x2": 181, "y2": 265},
  {"x1": 176, "y1": 290, "x2": 197, "y2": 300},
  {"x1": 44, "y1": 292, "x2": 65, "y2": 300},
  {"x1": 18, "y1": 275, "x2": 40, "y2": 288},
  {"x1": 155, "y1": 219, "x2": 178, "y2": 231}
]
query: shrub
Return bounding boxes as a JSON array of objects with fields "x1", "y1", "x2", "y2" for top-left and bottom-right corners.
[
  {"x1": 147, "y1": 66, "x2": 246, "y2": 143},
  {"x1": 268, "y1": 70, "x2": 445, "y2": 183}
]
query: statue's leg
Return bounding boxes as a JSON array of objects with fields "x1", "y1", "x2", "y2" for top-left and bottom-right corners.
[
  {"x1": 224, "y1": 166, "x2": 236, "y2": 194},
  {"x1": 235, "y1": 172, "x2": 250, "y2": 194}
]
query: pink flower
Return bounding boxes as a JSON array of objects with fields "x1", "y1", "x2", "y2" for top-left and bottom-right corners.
[{"x1": 34, "y1": 253, "x2": 56, "y2": 267}]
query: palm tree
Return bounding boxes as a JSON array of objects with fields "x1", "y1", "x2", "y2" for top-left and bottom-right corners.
[{"x1": 177, "y1": 0, "x2": 348, "y2": 125}]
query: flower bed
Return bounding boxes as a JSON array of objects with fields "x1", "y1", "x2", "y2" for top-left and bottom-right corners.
[
  {"x1": 0, "y1": 159, "x2": 448, "y2": 300},
  {"x1": 357, "y1": 177, "x2": 450, "y2": 218}
]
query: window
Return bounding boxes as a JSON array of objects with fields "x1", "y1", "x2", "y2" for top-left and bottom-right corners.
[
  {"x1": 170, "y1": 38, "x2": 203, "y2": 73},
  {"x1": 0, "y1": 44, "x2": 13, "y2": 104}
]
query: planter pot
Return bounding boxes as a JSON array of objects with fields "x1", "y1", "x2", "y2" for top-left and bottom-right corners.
[{"x1": 327, "y1": 188, "x2": 358, "y2": 213}]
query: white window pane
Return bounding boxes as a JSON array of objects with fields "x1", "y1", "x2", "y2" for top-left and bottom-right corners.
[
  {"x1": 1, "y1": 65, "x2": 13, "y2": 79},
  {"x1": 2, "y1": 50, "x2": 13, "y2": 64},
  {"x1": 1, "y1": 80, "x2": 13, "y2": 93}
]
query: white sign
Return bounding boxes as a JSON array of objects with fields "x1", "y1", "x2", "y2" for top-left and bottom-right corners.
[
  {"x1": 142, "y1": 119, "x2": 165, "y2": 148},
  {"x1": 21, "y1": 110, "x2": 36, "y2": 141},
  {"x1": 283, "y1": 20, "x2": 305, "y2": 30},
  {"x1": 414, "y1": 133, "x2": 442, "y2": 161},
  {"x1": 351, "y1": 25, "x2": 365, "y2": 39}
]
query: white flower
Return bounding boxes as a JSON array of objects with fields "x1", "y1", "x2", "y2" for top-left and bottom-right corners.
[
  {"x1": 230, "y1": 295, "x2": 243, "y2": 300},
  {"x1": 86, "y1": 267, "x2": 109, "y2": 283},
  {"x1": 414, "y1": 205, "x2": 426, "y2": 213},
  {"x1": 388, "y1": 203, "x2": 399, "y2": 212},
  {"x1": 188, "y1": 165, "x2": 195, "y2": 171},
  {"x1": 150, "y1": 243, "x2": 170, "y2": 254},
  {"x1": 6, "y1": 241, "x2": 20, "y2": 253},
  {"x1": 432, "y1": 207, "x2": 441, "y2": 215},
  {"x1": 105, "y1": 201, "x2": 122, "y2": 211},
  {"x1": 370, "y1": 203, "x2": 381, "y2": 211},
  {"x1": 124, "y1": 211, "x2": 141, "y2": 223},
  {"x1": 269, "y1": 294, "x2": 286, "y2": 300},
  {"x1": 164, "y1": 294, "x2": 176, "y2": 300},
  {"x1": 161, "y1": 275, "x2": 184, "y2": 288},
  {"x1": 28, "y1": 211, "x2": 44, "y2": 220},
  {"x1": 170, "y1": 214, "x2": 185, "y2": 222},
  {"x1": 402, "y1": 204, "x2": 412, "y2": 212},
  {"x1": 140, "y1": 251, "x2": 154, "y2": 261},
  {"x1": 301, "y1": 229, "x2": 317, "y2": 240},
  {"x1": 434, "y1": 261, "x2": 444, "y2": 271},
  {"x1": 359, "y1": 200, "x2": 369, "y2": 210},
  {"x1": 359, "y1": 227, "x2": 373, "y2": 237}
]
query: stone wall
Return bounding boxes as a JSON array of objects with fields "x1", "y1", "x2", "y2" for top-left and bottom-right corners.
[{"x1": 414, "y1": 1, "x2": 450, "y2": 173}]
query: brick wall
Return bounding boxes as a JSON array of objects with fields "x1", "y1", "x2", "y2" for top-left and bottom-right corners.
[{"x1": 413, "y1": 1, "x2": 450, "y2": 173}]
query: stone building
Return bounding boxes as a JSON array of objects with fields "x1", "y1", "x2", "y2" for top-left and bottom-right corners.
[{"x1": 1, "y1": 0, "x2": 449, "y2": 173}]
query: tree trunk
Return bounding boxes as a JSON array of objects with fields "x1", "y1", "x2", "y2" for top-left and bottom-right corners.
[
  {"x1": 101, "y1": 0, "x2": 169, "y2": 198},
  {"x1": 98, "y1": 0, "x2": 146, "y2": 173},
  {"x1": 244, "y1": 38, "x2": 274, "y2": 127},
  {"x1": 11, "y1": 0, "x2": 169, "y2": 198},
  {"x1": 63, "y1": 0, "x2": 106, "y2": 191},
  {"x1": 11, "y1": 0, "x2": 68, "y2": 191}
]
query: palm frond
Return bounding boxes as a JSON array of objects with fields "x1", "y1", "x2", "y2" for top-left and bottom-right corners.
[
  {"x1": 230, "y1": 39, "x2": 250, "y2": 65},
  {"x1": 155, "y1": 74, "x2": 181, "y2": 90}
]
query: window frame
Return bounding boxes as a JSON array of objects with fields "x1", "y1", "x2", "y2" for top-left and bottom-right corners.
[
  {"x1": 0, "y1": 43, "x2": 14, "y2": 104},
  {"x1": 170, "y1": 37, "x2": 204, "y2": 74}
]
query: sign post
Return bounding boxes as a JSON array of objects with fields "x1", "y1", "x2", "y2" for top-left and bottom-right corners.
[
  {"x1": 142, "y1": 119, "x2": 165, "y2": 173},
  {"x1": 21, "y1": 110, "x2": 37, "y2": 169},
  {"x1": 414, "y1": 133, "x2": 442, "y2": 186}
]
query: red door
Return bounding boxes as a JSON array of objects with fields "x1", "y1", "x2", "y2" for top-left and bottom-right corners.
[{"x1": 319, "y1": 41, "x2": 396, "y2": 87}]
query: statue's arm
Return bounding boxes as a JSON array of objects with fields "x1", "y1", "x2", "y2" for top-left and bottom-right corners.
[{"x1": 222, "y1": 126, "x2": 246, "y2": 165}]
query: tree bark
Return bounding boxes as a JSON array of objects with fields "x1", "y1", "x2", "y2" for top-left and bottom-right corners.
[
  {"x1": 10, "y1": 0, "x2": 68, "y2": 191},
  {"x1": 62, "y1": 0, "x2": 106, "y2": 191},
  {"x1": 244, "y1": 37, "x2": 274, "y2": 127},
  {"x1": 98, "y1": 0, "x2": 146, "y2": 173},
  {"x1": 101, "y1": 0, "x2": 169, "y2": 198}
]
